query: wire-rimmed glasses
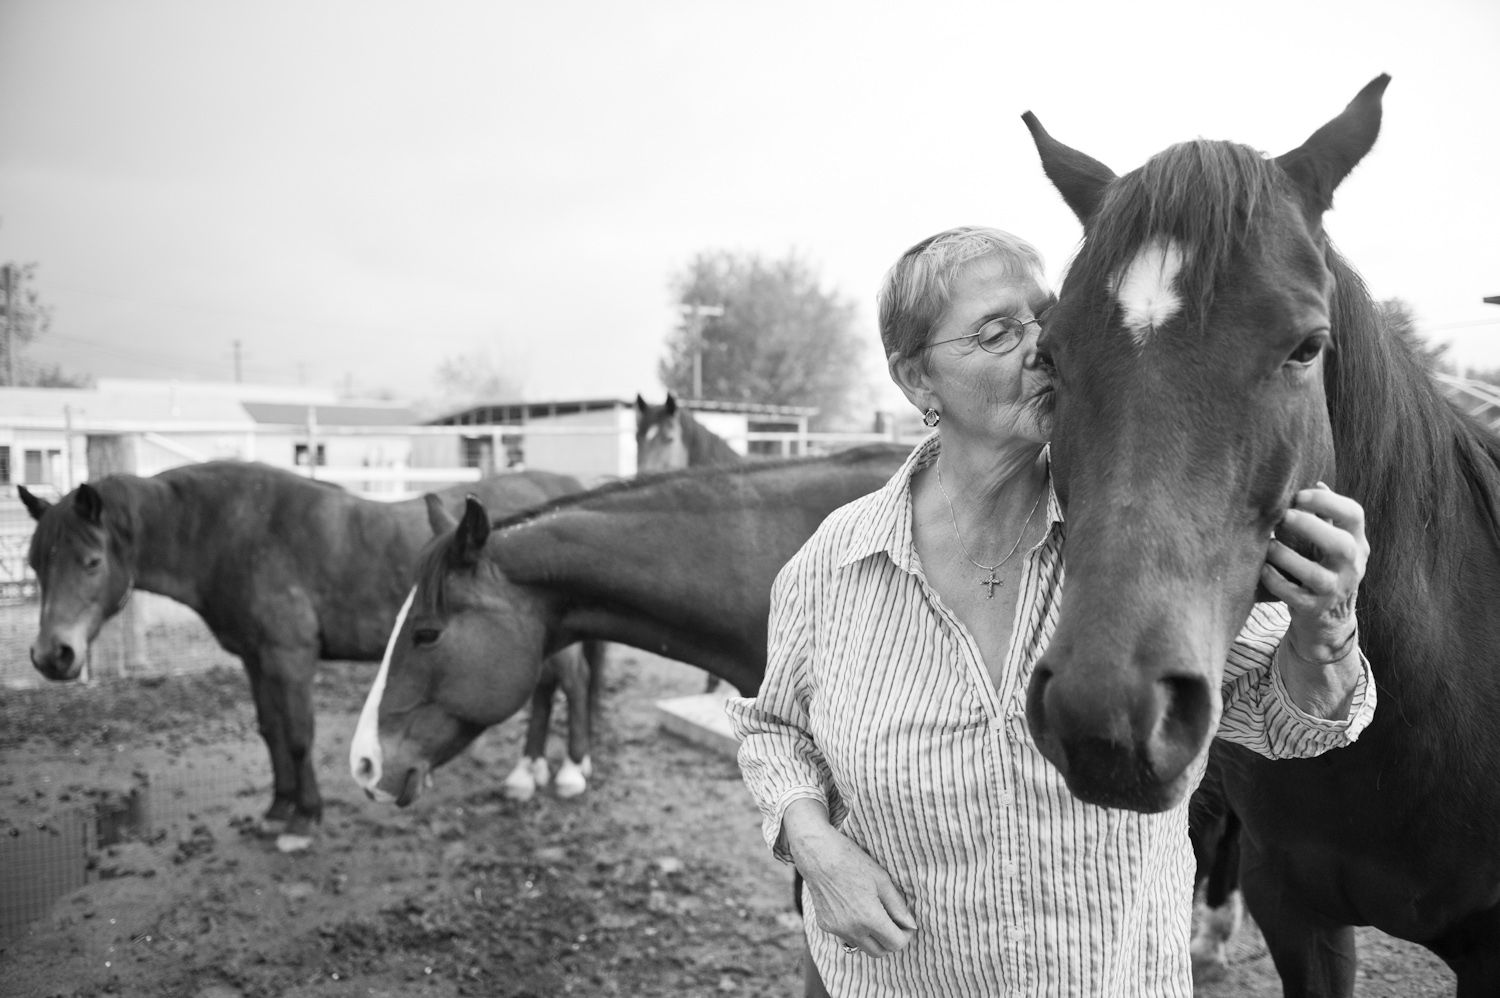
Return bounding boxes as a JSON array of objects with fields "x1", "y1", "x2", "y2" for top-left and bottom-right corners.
[{"x1": 924, "y1": 304, "x2": 1052, "y2": 356}]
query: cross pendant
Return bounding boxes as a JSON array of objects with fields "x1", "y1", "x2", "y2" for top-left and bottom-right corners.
[{"x1": 980, "y1": 571, "x2": 1001, "y2": 598}]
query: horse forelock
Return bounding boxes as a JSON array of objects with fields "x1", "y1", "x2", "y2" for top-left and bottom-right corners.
[
  {"x1": 413, "y1": 532, "x2": 459, "y2": 618},
  {"x1": 31, "y1": 483, "x2": 134, "y2": 571},
  {"x1": 1077, "y1": 139, "x2": 1293, "y2": 337}
]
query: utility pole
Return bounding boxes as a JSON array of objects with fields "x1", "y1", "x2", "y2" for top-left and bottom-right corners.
[
  {"x1": 1, "y1": 264, "x2": 13, "y2": 387},
  {"x1": 679, "y1": 303, "x2": 725, "y2": 399},
  {"x1": 232, "y1": 340, "x2": 242, "y2": 382}
]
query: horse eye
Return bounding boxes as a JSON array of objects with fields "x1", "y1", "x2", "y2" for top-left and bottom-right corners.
[
  {"x1": 1287, "y1": 335, "x2": 1329, "y2": 366},
  {"x1": 412, "y1": 628, "x2": 442, "y2": 647},
  {"x1": 82, "y1": 556, "x2": 103, "y2": 571}
]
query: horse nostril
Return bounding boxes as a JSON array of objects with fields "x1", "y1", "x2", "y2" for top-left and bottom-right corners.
[
  {"x1": 356, "y1": 756, "x2": 374, "y2": 780},
  {"x1": 1025, "y1": 662, "x2": 1054, "y2": 742},
  {"x1": 56, "y1": 644, "x2": 75, "y2": 670},
  {"x1": 1148, "y1": 675, "x2": 1213, "y2": 782}
]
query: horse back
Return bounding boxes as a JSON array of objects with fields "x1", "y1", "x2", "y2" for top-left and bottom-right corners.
[{"x1": 149, "y1": 462, "x2": 581, "y2": 660}]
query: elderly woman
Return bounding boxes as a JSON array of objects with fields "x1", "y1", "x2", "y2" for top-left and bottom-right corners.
[{"x1": 726, "y1": 226, "x2": 1374, "y2": 997}]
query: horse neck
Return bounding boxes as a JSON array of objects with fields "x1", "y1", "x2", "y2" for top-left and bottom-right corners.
[
  {"x1": 98, "y1": 472, "x2": 209, "y2": 610},
  {"x1": 678, "y1": 411, "x2": 742, "y2": 465},
  {"x1": 1324, "y1": 253, "x2": 1500, "y2": 695},
  {"x1": 493, "y1": 496, "x2": 767, "y2": 691}
]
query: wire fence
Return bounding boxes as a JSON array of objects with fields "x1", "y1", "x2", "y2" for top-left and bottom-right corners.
[{"x1": 0, "y1": 760, "x2": 268, "y2": 944}]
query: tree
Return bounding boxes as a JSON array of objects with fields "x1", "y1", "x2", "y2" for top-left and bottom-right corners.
[
  {"x1": 0, "y1": 261, "x2": 89, "y2": 387},
  {"x1": 423, "y1": 343, "x2": 528, "y2": 417},
  {"x1": 659, "y1": 250, "x2": 868, "y2": 429}
]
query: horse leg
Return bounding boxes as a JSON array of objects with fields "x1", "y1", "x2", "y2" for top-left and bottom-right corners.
[
  {"x1": 1425, "y1": 903, "x2": 1500, "y2": 997},
  {"x1": 554, "y1": 646, "x2": 593, "y2": 798},
  {"x1": 257, "y1": 644, "x2": 321, "y2": 853},
  {"x1": 1239, "y1": 839, "x2": 1356, "y2": 998},
  {"x1": 1189, "y1": 750, "x2": 1243, "y2": 984},
  {"x1": 242, "y1": 652, "x2": 299, "y2": 835},
  {"x1": 504, "y1": 661, "x2": 558, "y2": 801}
]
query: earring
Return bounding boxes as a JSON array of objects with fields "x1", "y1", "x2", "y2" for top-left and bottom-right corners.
[{"x1": 922, "y1": 408, "x2": 940, "y2": 428}]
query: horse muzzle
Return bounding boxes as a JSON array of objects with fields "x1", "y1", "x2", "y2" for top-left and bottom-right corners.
[
  {"x1": 1026, "y1": 653, "x2": 1215, "y2": 813},
  {"x1": 30, "y1": 631, "x2": 88, "y2": 682}
]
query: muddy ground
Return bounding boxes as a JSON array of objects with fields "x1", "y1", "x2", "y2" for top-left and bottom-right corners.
[{"x1": 0, "y1": 652, "x2": 1456, "y2": 997}]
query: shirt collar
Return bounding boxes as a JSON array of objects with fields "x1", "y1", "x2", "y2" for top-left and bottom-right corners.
[{"x1": 838, "y1": 433, "x2": 1065, "y2": 572}]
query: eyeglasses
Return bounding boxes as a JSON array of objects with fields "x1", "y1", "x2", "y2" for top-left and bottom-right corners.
[{"x1": 924, "y1": 304, "x2": 1052, "y2": 356}]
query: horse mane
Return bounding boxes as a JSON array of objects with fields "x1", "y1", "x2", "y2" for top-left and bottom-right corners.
[
  {"x1": 1075, "y1": 139, "x2": 1288, "y2": 329},
  {"x1": 1322, "y1": 247, "x2": 1500, "y2": 606},
  {"x1": 413, "y1": 444, "x2": 905, "y2": 615},
  {"x1": 676, "y1": 408, "x2": 743, "y2": 464},
  {"x1": 29, "y1": 477, "x2": 140, "y2": 569}
]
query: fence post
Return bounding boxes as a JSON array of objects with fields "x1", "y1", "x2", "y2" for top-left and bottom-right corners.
[{"x1": 84, "y1": 434, "x2": 148, "y2": 678}]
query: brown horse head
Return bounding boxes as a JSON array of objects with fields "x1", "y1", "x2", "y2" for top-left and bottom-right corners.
[
  {"x1": 350, "y1": 494, "x2": 548, "y2": 806},
  {"x1": 1021, "y1": 76, "x2": 1388, "y2": 812},
  {"x1": 635, "y1": 392, "x2": 688, "y2": 473},
  {"x1": 22, "y1": 482, "x2": 134, "y2": 681}
]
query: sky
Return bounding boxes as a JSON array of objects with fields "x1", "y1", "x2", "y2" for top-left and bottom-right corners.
[{"x1": 1, "y1": 0, "x2": 1497, "y2": 415}]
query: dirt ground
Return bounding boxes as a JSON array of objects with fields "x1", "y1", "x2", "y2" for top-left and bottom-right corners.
[{"x1": 0, "y1": 652, "x2": 1457, "y2": 998}]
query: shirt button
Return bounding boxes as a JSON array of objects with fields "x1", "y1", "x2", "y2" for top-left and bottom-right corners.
[
  {"x1": 990, "y1": 716, "x2": 1005, "y2": 733},
  {"x1": 1000, "y1": 790, "x2": 1013, "y2": 806},
  {"x1": 1004, "y1": 859, "x2": 1018, "y2": 877}
]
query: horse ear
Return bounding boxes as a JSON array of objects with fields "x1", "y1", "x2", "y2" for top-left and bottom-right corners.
[
  {"x1": 1021, "y1": 111, "x2": 1118, "y2": 224},
  {"x1": 423, "y1": 493, "x2": 458, "y2": 537},
  {"x1": 635, "y1": 394, "x2": 648, "y2": 414},
  {"x1": 452, "y1": 495, "x2": 492, "y2": 566},
  {"x1": 17, "y1": 485, "x2": 51, "y2": 521},
  {"x1": 1275, "y1": 74, "x2": 1389, "y2": 219},
  {"x1": 664, "y1": 393, "x2": 677, "y2": 416},
  {"x1": 74, "y1": 483, "x2": 103, "y2": 525}
]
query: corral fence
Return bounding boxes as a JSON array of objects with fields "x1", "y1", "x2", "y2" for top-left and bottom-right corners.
[{"x1": 0, "y1": 420, "x2": 927, "y2": 689}]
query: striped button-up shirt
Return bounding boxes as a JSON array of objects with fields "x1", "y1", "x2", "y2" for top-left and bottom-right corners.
[{"x1": 727, "y1": 435, "x2": 1375, "y2": 998}]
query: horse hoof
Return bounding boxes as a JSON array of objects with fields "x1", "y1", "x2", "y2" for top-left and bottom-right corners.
[
  {"x1": 503, "y1": 758, "x2": 544, "y2": 801},
  {"x1": 258, "y1": 817, "x2": 288, "y2": 838},
  {"x1": 276, "y1": 832, "x2": 314, "y2": 854},
  {"x1": 554, "y1": 757, "x2": 589, "y2": 798}
]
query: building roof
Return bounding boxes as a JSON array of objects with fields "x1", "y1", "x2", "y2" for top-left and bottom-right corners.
[
  {"x1": 241, "y1": 402, "x2": 419, "y2": 426},
  {"x1": 429, "y1": 396, "x2": 819, "y2": 425}
]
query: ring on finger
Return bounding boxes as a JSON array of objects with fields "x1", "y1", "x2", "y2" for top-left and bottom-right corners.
[{"x1": 842, "y1": 942, "x2": 859, "y2": 954}]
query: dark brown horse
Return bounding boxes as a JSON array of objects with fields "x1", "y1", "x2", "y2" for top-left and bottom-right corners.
[
  {"x1": 347, "y1": 445, "x2": 911, "y2": 805},
  {"x1": 1023, "y1": 76, "x2": 1500, "y2": 994},
  {"x1": 21, "y1": 462, "x2": 584, "y2": 852},
  {"x1": 634, "y1": 393, "x2": 742, "y2": 473}
]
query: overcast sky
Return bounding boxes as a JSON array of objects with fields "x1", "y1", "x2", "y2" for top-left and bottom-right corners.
[{"x1": 1, "y1": 0, "x2": 1496, "y2": 413}]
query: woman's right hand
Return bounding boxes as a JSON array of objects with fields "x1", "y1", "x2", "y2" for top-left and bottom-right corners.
[{"x1": 782, "y1": 799, "x2": 918, "y2": 957}]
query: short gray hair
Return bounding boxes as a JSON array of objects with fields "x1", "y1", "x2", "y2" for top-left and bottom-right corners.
[{"x1": 877, "y1": 226, "x2": 1046, "y2": 364}]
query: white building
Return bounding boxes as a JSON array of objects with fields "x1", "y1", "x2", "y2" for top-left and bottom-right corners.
[{"x1": 423, "y1": 397, "x2": 819, "y2": 481}]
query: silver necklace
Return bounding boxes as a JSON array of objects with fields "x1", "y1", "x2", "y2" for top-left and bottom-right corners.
[{"x1": 935, "y1": 463, "x2": 1044, "y2": 599}]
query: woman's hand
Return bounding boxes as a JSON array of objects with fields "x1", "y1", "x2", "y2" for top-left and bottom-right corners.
[
  {"x1": 1261, "y1": 482, "x2": 1369, "y2": 717},
  {"x1": 782, "y1": 799, "x2": 917, "y2": 957}
]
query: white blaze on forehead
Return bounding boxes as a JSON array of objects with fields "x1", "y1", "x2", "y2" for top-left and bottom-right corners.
[
  {"x1": 349, "y1": 586, "x2": 416, "y2": 797},
  {"x1": 1110, "y1": 237, "x2": 1186, "y2": 345}
]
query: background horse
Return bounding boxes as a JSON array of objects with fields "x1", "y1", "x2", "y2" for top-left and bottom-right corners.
[
  {"x1": 420, "y1": 494, "x2": 605, "y2": 802},
  {"x1": 635, "y1": 392, "x2": 744, "y2": 694},
  {"x1": 1023, "y1": 76, "x2": 1500, "y2": 994},
  {"x1": 634, "y1": 392, "x2": 742, "y2": 473},
  {"x1": 21, "y1": 461, "x2": 584, "y2": 852},
  {"x1": 348, "y1": 445, "x2": 910, "y2": 806}
]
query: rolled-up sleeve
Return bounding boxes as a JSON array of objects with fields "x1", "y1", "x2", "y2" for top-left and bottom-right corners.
[
  {"x1": 725, "y1": 556, "x2": 843, "y2": 864},
  {"x1": 1216, "y1": 602, "x2": 1377, "y2": 759}
]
